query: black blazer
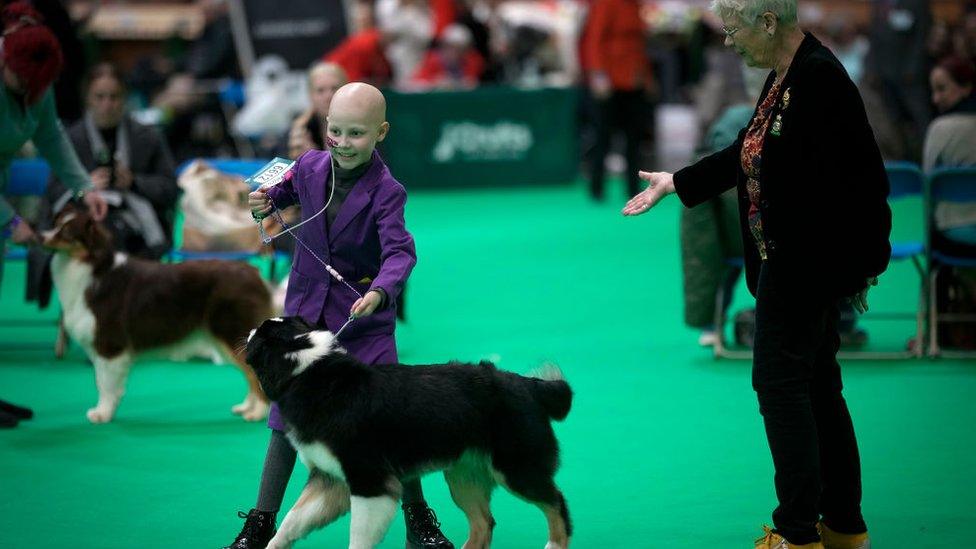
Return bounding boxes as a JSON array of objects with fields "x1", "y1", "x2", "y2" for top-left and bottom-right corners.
[
  {"x1": 673, "y1": 33, "x2": 892, "y2": 299},
  {"x1": 62, "y1": 115, "x2": 178, "y2": 236}
]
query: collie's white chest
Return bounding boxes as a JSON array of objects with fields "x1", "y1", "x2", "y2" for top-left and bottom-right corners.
[
  {"x1": 289, "y1": 435, "x2": 347, "y2": 481},
  {"x1": 50, "y1": 254, "x2": 96, "y2": 347}
]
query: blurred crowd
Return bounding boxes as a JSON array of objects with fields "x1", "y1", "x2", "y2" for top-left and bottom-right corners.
[
  {"x1": 13, "y1": 0, "x2": 972, "y2": 167},
  {"x1": 5, "y1": 0, "x2": 976, "y2": 347}
]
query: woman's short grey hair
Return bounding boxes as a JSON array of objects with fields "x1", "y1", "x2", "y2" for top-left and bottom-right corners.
[{"x1": 711, "y1": 0, "x2": 798, "y2": 27}]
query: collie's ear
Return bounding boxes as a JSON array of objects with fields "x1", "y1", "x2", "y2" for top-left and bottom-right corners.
[
  {"x1": 83, "y1": 217, "x2": 112, "y2": 246},
  {"x1": 82, "y1": 217, "x2": 115, "y2": 266}
]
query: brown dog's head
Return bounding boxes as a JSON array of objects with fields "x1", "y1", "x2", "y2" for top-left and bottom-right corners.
[{"x1": 42, "y1": 204, "x2": 115, "y2": 268}]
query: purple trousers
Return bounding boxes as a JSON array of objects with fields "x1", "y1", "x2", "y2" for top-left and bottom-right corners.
[{"x1": 267, "y1": 332, "x2": 398, "y2": 431}]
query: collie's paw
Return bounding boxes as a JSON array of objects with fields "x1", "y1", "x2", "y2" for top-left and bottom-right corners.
[
  {"x1": 86, "y1": 407, "x2": 113, "y2": 424},
  {"x1": 231, "y1": 400, "x2": 250, "y2": 415},
  {"x1": 242, "y1": 400, "x2": 269, "y2": 422}
]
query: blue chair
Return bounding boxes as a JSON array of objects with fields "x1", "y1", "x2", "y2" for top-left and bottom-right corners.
[
  {"x1": 859, "y1": 161, "x2": 928, "y2": 358},
  {"x1": 172, "y1": 158, "x2": 289, "y2": 279},
  {"x1": 7, "y1": 158, "x2": 51, "y2": 196},
  {"x1": 926, "y1": 166, "x2": 976, "y2": 357},
  {"x1": 2, "y1": 159, "x2": 61, "y2": 347},
  {"x1": 4, "y1": 159, "x2": 51, "y2": 262},
  {"x1": 886, "y1": 161, "x2": 927, "y2": 262}
]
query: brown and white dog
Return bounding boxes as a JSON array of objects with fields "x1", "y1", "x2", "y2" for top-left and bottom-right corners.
[{"x1": 42, "y1": 204, "x2": 273, "y2": 424}]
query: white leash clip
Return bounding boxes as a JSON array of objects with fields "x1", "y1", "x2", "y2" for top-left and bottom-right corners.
[{"x1": 334, "y1": 315, "x2": 356, "y2": 338}]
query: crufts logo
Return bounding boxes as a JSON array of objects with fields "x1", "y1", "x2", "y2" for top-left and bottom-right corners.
[{"x1": 432, "y1": 121, "x2": 534, "y2": 162}]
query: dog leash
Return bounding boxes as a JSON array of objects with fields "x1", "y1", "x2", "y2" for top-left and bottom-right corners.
[
  {"x1": 250, "y1": 157, "x2": 363, "y2": 337},
  {"x1": 268, "y1": 207, "x2": 360, "y2": 338}
]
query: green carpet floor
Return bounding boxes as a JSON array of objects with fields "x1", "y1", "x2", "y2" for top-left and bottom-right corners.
[{"x1": 2, "y1": 181, "x2": 974, "y2": 548}]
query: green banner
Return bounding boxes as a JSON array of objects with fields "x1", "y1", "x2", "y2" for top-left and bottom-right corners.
[{"x1": 382, "y1": 86, "x2": 578, "y2": 188}]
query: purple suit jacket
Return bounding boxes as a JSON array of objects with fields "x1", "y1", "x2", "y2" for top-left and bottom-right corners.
[{"x1": 267, "y1": 149, "x2": 416, "y2": 340}]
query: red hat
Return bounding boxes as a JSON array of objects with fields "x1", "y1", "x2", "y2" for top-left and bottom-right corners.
[{"x1": 1, "y1": 2, "x2": 63, "y2": 105}]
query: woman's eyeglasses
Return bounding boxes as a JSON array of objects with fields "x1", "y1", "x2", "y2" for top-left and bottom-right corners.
[{"x1": 722, "y1": 25, "x2": 740, "y2": 37}]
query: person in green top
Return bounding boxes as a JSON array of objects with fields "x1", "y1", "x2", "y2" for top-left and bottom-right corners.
[
  {"x1": 0, "y1": 2, "x2": 107, "y2": 259},
  {"x1": 0, "y1": 1, "x2": 106, "y2": 429}
]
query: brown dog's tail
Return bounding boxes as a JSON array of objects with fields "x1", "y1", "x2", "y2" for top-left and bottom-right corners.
[{"x1": 527, "y1": 364, "x2": 573, "y2": 421}]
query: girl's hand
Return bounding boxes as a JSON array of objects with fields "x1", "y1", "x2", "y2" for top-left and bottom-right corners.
[
  {"x1": 249, "y1": 187, "x2": 272, "y2": 219},
  {"x1": 350, "y1": 290, "x2": 383, "y2": 318}
]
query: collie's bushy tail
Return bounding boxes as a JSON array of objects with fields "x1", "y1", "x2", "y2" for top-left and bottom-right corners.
[{"x1": 527, "y1": 364, "x2": 573, "y2": 421}]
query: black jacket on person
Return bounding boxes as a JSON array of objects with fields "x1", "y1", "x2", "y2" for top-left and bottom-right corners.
[
  {"x1": 673, "y1": 33, "x2": 892, "y2": 300},
  {"x1": 61, "y1": 115, "x2": 179, "y2": 239}
]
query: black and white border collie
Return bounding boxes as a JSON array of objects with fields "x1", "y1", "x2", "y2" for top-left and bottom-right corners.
[
  {"x1": 245, "y1": 316, "x2": 574, "y2": 549},
  {"x1": 42, "y1": 205, "x2": 274, "y2": 423}
]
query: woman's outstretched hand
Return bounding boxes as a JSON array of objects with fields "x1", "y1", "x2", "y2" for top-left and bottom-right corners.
[{"x1": 622, "y1": 171, "x2": 676, "y2": 216}]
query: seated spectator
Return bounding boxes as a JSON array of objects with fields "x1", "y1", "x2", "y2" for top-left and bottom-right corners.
[
  {"x1": 324, "y1": 1, "x2": 392, "y2": 85},
  {"x1": 924, "y1": 56, "x2": 976, "y2": 247},
  {"x1": 924, "y1": 55, "x2": 976, "y2": 349},
  {"x1": 288, "y1": 62, "x2": 348, "y2": 160},
  {"x1": 925, "y1": 56, "x2": 976, "y2": 169},
  {"x1": 69, "y1": 64, "x2": 178, "y2": 253},
  {"x1": 28, "y1": 63, "x2": 177, "y2": 307},
  {"x1": 410, "y1": 24, "x2": 485, "y2": 90}
]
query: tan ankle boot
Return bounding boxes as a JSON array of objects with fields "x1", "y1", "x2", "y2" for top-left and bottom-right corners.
[
  {"x1": 818, "y1": 522, "x2": 871, "y2": 549},
  {"x1": 755, "y1": 525, "x2": 826, "y2": 549}
]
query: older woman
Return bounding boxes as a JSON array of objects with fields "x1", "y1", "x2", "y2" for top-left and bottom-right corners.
[{"x1": 623, "y1": 1, "x2": 891, "y2": 548}]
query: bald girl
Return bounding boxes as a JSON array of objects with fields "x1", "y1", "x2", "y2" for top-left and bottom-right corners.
[
  {"x1": 326, "y1": 83, "x2": 390, "y2": 169},
  {"x1": 232, "y1": 82, "x2": 453, "y2": 548}
]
